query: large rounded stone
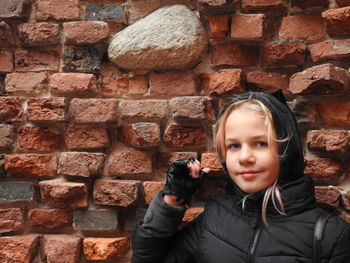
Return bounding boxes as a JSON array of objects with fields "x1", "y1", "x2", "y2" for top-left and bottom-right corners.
[{"x1": 108, "y1": 5, "x2": 208, "y2": 71}]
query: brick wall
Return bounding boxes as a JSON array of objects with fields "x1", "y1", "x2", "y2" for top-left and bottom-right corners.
[{"x1": 1, "y1": 0, "x2": 350, "y2": 262}]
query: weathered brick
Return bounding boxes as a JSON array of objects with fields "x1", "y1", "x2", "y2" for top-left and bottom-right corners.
[
  {"x1": 39, "y1": 180, "x2": 88, "y2": 208},
  {"x1": 143, "y1": 181, "x2": 165, "y2": 204},
  {"x1": 305, "y1": 158, "x2": 343, "y2": 185},
  {"x1": 170, "y1": 96, "x2": 216, "y2": 122},
  {"x1": 211, "y1": 42, "x2": 258, "y2": 67},
  {"x1": 197, "y1": 177, "x2": 227, "y2": 201},
  {"x1": 17, "y1": 126, "x2": 60, "y2": 152},
  {"x1": 50, "y1": 73, "x2": 97, "y2": 95},
  {"x1": 94, "y1": 179, "x2": 141, "y2": 207},
  {"x1": 0, "y1": 51, "x2": 14, "y2": 72},
  {"x1": 58, "y1": 152, "x2": 105, "y2": 178},
  {"x1": 0, "y1": 182, "x2": 36, "y2": 204},
  {"x1": 119, "y1": 122, "x2": 161, "y2": 147},
  {"x1": 63, "y1": 21, "x2": 109, "y2": 45},
  {"x1": 18, "y1": 22, "x2": 60, "y2": 46},
  {"x1": 0, "y1": 0, "x2": 30, "y2": 18},
  {"x1": 0, "y1": 124, "x2": 14, "y2": 151},
  {"x1": 36, "y1": 0, "x2": 80, "y2": 21},
  {"x1": 41, "y1": 235, "x2": 81, "y2": 263},
  {"x1": 84, "y1": 237, "x2": 129, "y2": 260},
  {"x1": 164, "y1": 124, "x2": 206, "y2": 148},
  {"x1": 85, "y1": 4, "x2": 124, "y2": 21},
  {"x1": 129, "y1": 75, "x2": 148, "y2": 95},
  {"x1": 5, "y1": 154, "x2": 57, "y2": 179},
  {"x1": 307, "y1": 130, "x2": 350, "y2": 152},
  {"x1": 198, "y1": 0, "x2": 226, "y2": 5},
  {"x1": 246, "y1": 71, "x2": 289, "y2": 93},
  {"x1": 150, "y1": 72, "x2": 196, "y2": 96},
  {"x1": 14, "y1": 49, "x2": 60, "y2": 72},
  {"x1": 231, "y1": 14, "x2": 265, "y2": 41},
  {"x1": 201, "y1": 152, "x2": 224, "y2": 176},
  {"x1": 322, "y1": 7, "x2": 350, "y2": 36},
  {"x1": 28, "y1": 209, "x2": 72, "y2": 229},
  {"x1": 242, "y1": 0, "x2": 288, "y2": 13},
  {"x1": 341, "y1": 192, "x2": 350, "y2": 210},
  {"x1": 315, "y1": 186, "x2": 341, "y2": 208},
  {"x1": 63, "y1": 46, "x2": 104, "y2": 72},
  {"x1": 309, "y1": 39, "x2": 350, "y2": 63},
  {"x1": 0, "y1": 97, "x2": 24, "y2": 122},
  {"x1": 201, "y1": 69, "x2": 245, "y2": 97},
  {"x1": 183, "y1": 207, "x2": 204, "y2": 223},
  {"x1": 278, "y1": 15, "x2": 325, "y2": 42},
  {"x1": 0, "y1": 235, "x2": 39, "y2": 263},
  {"x1": 27, "y1": 97, "x2": 66, "y2": 122},
  {"x1": 289, "y1": 64, "x2": 348, "y2": 94},
  {"x1": 317, "y1": 101, "x2": 350, "y2": 126},
  {"x1": 70, "y1": 98, "x2": 118, "y2": 123},
  {"x1": 291, "y1": 0, "x2": 329, "y2": 9},
  {"x1": 5, "y1": 72, "x2": 47, "y2": 94},
  {"x1": 101, "y1": 74, "x2": 129, "y2": 97},
  {"x1": 64, "y1": 126, "x2": 109, "y2": 150},
  {"x1": 73, "y1": 209, "x2": 118, "y2": 231},
  {"x1": 262, "y1": 41, "x2": 305, "y2": 68},
  {"x1": 208, "y1": 15, "x2": 228, "y2": 38},
  {"x1": 0, "y1": 21, "x2": 16, "y2": 47},
  {"x1": 0, "y1": 208, "x2": 23, "y2": 234},
  {"x1": 336, "y1": 0, "x2": 350, "y2": 7},
  {"x1": 168, "y1": 152, "x2": 198, "y2": 163},
  {"x1": 105, "y1": 150, "x2": 152, "y2": 177},
  {"x1": 119, "y1": 100, "x2": 168, "y2": 121}
]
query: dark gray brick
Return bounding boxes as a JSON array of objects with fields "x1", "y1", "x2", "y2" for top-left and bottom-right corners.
[
  {"x1": 73, "y1": 209, "x2": 118, "y2": 231},
  {"x1": 85, "y1": 4, "x2": 123, "y2": 21},
  {"x1": 63, "y1": 47, "x2": 104, "y2": 72},
  {"x1": 0, "y1": 0, "x2": 30, "y2": 19},
  {"x1": 0, "y1": 182, "x2": 36, "y2": 203}
]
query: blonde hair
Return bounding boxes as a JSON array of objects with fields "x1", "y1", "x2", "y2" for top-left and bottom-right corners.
[{"x1": 214, "y1": 99, "x2": 285, "y2": 225}]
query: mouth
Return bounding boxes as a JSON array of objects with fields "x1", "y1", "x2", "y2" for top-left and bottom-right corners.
[{"x1": 239, "y1": 171, "x2": 260, "y2": 179}]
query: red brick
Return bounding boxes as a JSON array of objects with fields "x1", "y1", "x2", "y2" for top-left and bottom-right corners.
[
  {"x1": 119, "y1": 122, "x2": 160, "y2": 147},
  {"x1": 50, "y1": 73, "x2": 98, "y2": 95},
  {"x1": 28, "y1": 209, "x2": 72, "y2": 229},
  {"x1": 101, "y1": 74, "x2": 129, "y2": 97},
  {"x1": 316, "y1": 101, "x2": 350, "y2": 126},
  {"x1": 0, "y1": 51, "x2": 14, "y2": 72},
  {"x1": 150, "y1": 72, "x2": 196, "y2": 96},
  {"x1": 197, "y1": 177, "x2": 227, "y2": 201},
  {"x1": 83, "y1": 237, "x2": 129, "y2": 261},
  {"x1": 291, "y1": 0, "x2": 328, "y2": 9},
  {"x1": 208, "y1": 15, "x2": 228, "y2": 38},
  {"x1": 14, "y1": 49, "x2": 60, "y2": 72},
  {"x1": 246, "y1": 71, "x2": 290, "y2": 93},
  {"x1": 278, "y1": 15, "x2": 326, "y2": 42},
  {"x1": 305, "y1": 158, "x2": 343, "y2": 185},
  {"x1": 0, "y1": 0, "x2": 30, "y2": 19},
  {"x1": 289, "y1": 64, "x2": 348, "y2": 94},
  {"x1": 342, "y1": 192, "x2": 350, "y2": 210},
  {"x1": 93, "y1": 179, "x2": 141, "y2": 207},
  {"x1": 58, "y1": 152, "x2": 105, "y2": 178},
  {"x1": 143, "y1": 181, "x2": 165, "y2": 204},
  {"x1": 262, "y1": 41, "x2": 305, "y2": 68},
  {"x1": 17, "y1": 126, "x2": 60, "y2": 152},
  {"x1": 70, "y1": 98, "x2": 118, "y2": 123},
  {"x1": 36, "y1": 0, "x2": 80, "y2": 21},
  {"x1": 5, "y1": 154, "x2": 57, "y2": 179},
  {"x1": 0, "y1": 124, "x2": 15, "y2": 151},
  {"x1": 242, "y1": 0, "x2": 288, "y2": 13},
  {"x1": 183, "y1": 207, "x2": 204, "y2": 223},
  {"x1": 64, "y1": 126, "x2": 109, "y2": 150},
  {"x1": 129, "y1": 75, "x2": 148, "y2": 95},
  {"x1": 168, "y1": 152, "x2": 198, "y2": 163},
  {"x1": 164, "y1": 124, "x2": 206, "y2": 148},
  {"x1": 0, "y1": 21, "x2": 16, "y2": 47},
  {"x1": 18, "y1": 22, "x2": 60, "y2": 46},
  {"x1": 336, "y1": 0, "x2": 350, "y2": 7},
  {"x1": 27, "y1": 97, "x2": 66, "y2": 122},
  {"x1": 0, "y1": 235, "x2": 39, "y2": 263},
  {"x1": 201, "y1": 69, "x2": 245, "y2": 97},
  {"x1": 309, "y1": 39, "x2": 350, "y2": 63},
  {"x1": 322, "y1": 7, "x2": 350, "y2": 36},
  {"x1": 5, "y1": 72, "x2": 47, "y2": 94},
  {"x1": 39, "y1": 180, "x2": 88, "y2": 208},
  {"x1": 63, "y1": 21, "x2": 109, "y2": 45},
  {"x1": 201, "y1": 152, "x2": 224, "y2": 176},
  {"x1": 231, "y1": 14, "x2": 265, "y2": 41},
  {"x1": 41, "y1": 235, "x2": 81, "y2": 263},
  {"x1": 119, "y1": 100, "x2": 168, "y2": 121},
  {"x1": 0, "y1": 208, "x2": 23, "y2": 234},
  {"x1": 0, "y1": 97, "x2": 24, "y2": 122},
  {"x1": 307, "y1": 130, "x2": 350, "y2": 152},
  {"x1": 315, "y1": 186, "x2": 341, "y2": 208}
]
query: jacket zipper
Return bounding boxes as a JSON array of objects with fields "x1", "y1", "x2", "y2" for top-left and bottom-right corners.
[{"x1": 248, "y1": 220, "x2": 263, "y2": 263}]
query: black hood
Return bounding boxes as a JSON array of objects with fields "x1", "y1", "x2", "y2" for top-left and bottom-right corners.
[{"x1": 218, "y1": 90, "x2": 305, "y2": 185}]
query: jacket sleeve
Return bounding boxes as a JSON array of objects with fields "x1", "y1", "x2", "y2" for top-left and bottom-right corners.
[
  {"x1": 328, "y1": 221, "x2": 350, "y2": 263},
  {"x1": 131, "y1": 191, "x2": 203, "y2": 263}
]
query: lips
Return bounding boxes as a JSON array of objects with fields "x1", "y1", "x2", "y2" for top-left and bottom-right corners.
[{"x1": 239, "y1": 170, "x2": 259, "y2": 180}]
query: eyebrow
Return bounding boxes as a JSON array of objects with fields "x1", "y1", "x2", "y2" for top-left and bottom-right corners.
[{"x1": 225, "y1": 135, "x2": 268, "y2": 142}]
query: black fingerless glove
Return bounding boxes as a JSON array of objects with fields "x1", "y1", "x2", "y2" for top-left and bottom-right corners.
[{"x1": 163, "y1": 157, "x2": 207, "y2": 203}]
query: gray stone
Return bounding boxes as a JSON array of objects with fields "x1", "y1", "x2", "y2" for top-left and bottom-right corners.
[
  {"x1": 85, "y1": 4, "x2": 124, "y2": 21},
  {"x1": 63, "y1": 47, "x2": 105, "y2": 72},
  {"x1": 0, "y1": 0, "x2": 30, "y2": 19},
  {"x1": 0, "y1": 182, "x2": 36, "y2": 203},
  {"x1": 108, "y1": 5, "x2": 208, "y2": 71},
  {"x1": 73, "y1": 209, "x2": 118, "y2": 231}
]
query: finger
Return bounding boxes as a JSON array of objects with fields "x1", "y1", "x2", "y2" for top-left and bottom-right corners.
[{"x1": 187, "y1": 162, "x2": 197, "y2": 178}]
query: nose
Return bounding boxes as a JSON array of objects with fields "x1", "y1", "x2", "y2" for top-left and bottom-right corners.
[{"x1": 238, "y1": 145, "x2": 255, "y2": 166}]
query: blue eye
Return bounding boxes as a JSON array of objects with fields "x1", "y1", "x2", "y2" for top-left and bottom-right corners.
[{"x1": 257, "y1": 141, "x2": 268, "y2": 147}]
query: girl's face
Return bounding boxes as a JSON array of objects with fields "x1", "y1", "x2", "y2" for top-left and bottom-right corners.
[{"x1": 224, "y1": 107, "x2": 280, "y2": 193}]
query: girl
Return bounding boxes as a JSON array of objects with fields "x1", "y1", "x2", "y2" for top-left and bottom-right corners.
[{"x1": 131, "y1": 91, "x2": 350, "y2": 263}]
